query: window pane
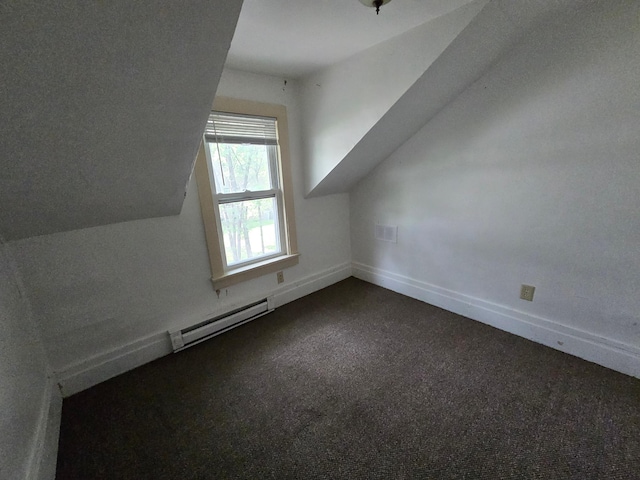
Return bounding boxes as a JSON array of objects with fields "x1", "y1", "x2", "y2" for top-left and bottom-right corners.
[
  {"x1": 219, "y1": 198, "x2": 281, "y2": 266},
  {"x1": 207, "y1": 143, "x2": 272, "y2": 194}
]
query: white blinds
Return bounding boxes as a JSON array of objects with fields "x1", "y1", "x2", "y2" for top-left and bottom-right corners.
[{"x1": 204, "y1": 111, "x2": 278, "y2": 145}]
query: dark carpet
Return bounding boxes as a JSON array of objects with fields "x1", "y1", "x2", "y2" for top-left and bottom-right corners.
[{"x1": 56, "y1": 277, "x2": 640, "y2": 479}]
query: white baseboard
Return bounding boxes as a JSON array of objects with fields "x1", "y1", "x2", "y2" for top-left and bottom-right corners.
[
  {"x1": 273, "y1": 262, "x2": 352, "y2": 307},
  {"x1": 56, "y1": 333, "x2": 172, "y2": 397},
  {"x1": 27, "y1": 375, "x2": 63, "y2": 480},
  {"x1": 353, "y1": 262, "x2": 640, "y2": 379},
  {"x1": 56, "y1": 262, "x2": 353, "y2": 397}
]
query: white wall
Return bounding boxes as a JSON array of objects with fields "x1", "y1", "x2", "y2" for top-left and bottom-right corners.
[
  {"x1": 0, "y1": 243, "x2": 56, "y2": 479},
  {"x1": 300, "y1": 0, "x2": 486, "y2": 195},
  {"x1": 0, "y1": 0, "x2": 242, "y2": 241},
  {"x1": 10, "y1": 68, "x2": 351, "y2": 395},
  {"x1": 350, "y1": 1, "x2": 640, "y2": 376}
]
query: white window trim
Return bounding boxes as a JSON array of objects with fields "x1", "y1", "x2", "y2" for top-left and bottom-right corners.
[{"x1": 195, "y1": 97, "x2": 299, "y2": 290}]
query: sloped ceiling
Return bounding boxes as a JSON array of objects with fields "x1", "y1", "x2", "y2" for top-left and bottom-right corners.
[
  {"x1": 306, "y1": 0, "x2": 586, "y2": 196},
  {"x1": 301, "y1": 1, "x2": 487, "y2": 196},
  {"x1": 0, "y1": 0, "x2": 243, "y2": 240}
]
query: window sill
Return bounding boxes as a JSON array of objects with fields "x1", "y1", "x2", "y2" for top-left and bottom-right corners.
[{"x1": 211, "y1": 253, "x2": 300, "y2": 290}]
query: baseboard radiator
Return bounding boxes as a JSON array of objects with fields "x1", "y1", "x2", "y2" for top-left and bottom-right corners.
[{"x1": 169, "y1": 297, "x2": 275, "y2": 352}]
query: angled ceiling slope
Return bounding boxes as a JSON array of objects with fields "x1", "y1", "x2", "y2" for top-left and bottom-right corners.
[
  {"x1": 307, "y1": 0, "x2": 585, "y2": 197},
  {"x1": 0, "y1": 0, "x2": 243, "y2": 241},
  {"x1": 301, "y1": 0, "x2": 487, "y2": 196}
]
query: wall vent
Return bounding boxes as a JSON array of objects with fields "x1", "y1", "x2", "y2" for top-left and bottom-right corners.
[
  {"x1": 375, "y1": 224, "x2": 398, "y2": 243},
  {"x1": 169, "y1": 297, "x2": 275, "y2": 352}
]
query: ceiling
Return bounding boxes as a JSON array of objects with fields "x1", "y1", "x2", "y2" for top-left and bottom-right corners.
[
  {"x1": 0, "y1": 0, "x2": 243, "y2": 240},
  {"x1": 0, "y1": 0, "x2": 481, "y2": 242},
  {"x1": 308, "y1": 0, "x2": 576, "y2": 196},
  {"x1": 0, "y1": 0, "x2": 555, "y2": 241},
  {"x1": 225, "y1": 0, "x2": 478, "y2": 78}
]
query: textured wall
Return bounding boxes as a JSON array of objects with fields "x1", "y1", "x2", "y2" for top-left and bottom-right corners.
[
  {"x1": 0, "y1": 244, "x2": 50, "y2": 479},
  {"x1": 350, "y1": 2, "x2": 640, "y2": 349},
  {"x1": 10, "y1": 69, "x2": 352, "y2": 375},
  {"x1": 0, "y1": 0, "x2": 242, "y2": 240}
]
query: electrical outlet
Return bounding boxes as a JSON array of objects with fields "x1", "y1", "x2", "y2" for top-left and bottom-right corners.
[
  {"x1": 277, "y1": 271, "x2": 284, "y2": 284},
  {"x1": 520, "y1": 284, "x2": 535, "y2": 301}
]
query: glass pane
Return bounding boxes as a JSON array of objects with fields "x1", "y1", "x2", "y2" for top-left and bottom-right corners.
[
  {"x1": 207, "y1": 142, "x2": 272, "y2": 194},
  {"x1": 219, "y1": 198, "x2": 281, "y2": 266}
]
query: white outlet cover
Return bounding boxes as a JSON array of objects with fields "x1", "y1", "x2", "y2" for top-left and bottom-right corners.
[
  {"x1": 520, "y1": 284, "x2": 535, "y2": 301},
  {"x1": 375, "y1": 224, "x2": 397, "y2": 243}
]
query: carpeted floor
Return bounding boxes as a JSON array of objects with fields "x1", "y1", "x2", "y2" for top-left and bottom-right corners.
[{"x1": 56, "y1": 277, "x2": 640, "y2": 479}]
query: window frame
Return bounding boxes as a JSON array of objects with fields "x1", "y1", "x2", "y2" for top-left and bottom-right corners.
[
  {"x1": 195, "y1": 97, "x2": 299, "y2": 289},
  {"x1": 206, "y1": 128, "x2": 285, "y2": 270}
]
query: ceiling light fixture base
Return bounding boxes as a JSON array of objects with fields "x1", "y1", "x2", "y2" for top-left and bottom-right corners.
[{"x1": 358, "y1": 0, "x2": 392, "y2": 15}]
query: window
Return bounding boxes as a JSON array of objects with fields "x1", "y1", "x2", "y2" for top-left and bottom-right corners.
[{"x1": 195, "y1": 97, "x2": 298, "y2": 289}]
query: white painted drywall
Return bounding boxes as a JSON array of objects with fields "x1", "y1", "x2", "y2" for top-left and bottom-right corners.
[
  {"x1": 0, "y1": 0, "x2": 242, "y2": 240},
  {"x1": 350, "y1": 2, "x2": 640, "y2": 351},
  {"x1": 9, "y1": 68, "x2": 351, "y2": 383},
  {"x1": 227, "y1": 0, "x2": 477, "y2": 77},
  {"x1": 300, "y1": 0, "x2": 487, "y2": 195},
  {"x1": 0, "y1": 244, "x2": 51, "y2": 478}
]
